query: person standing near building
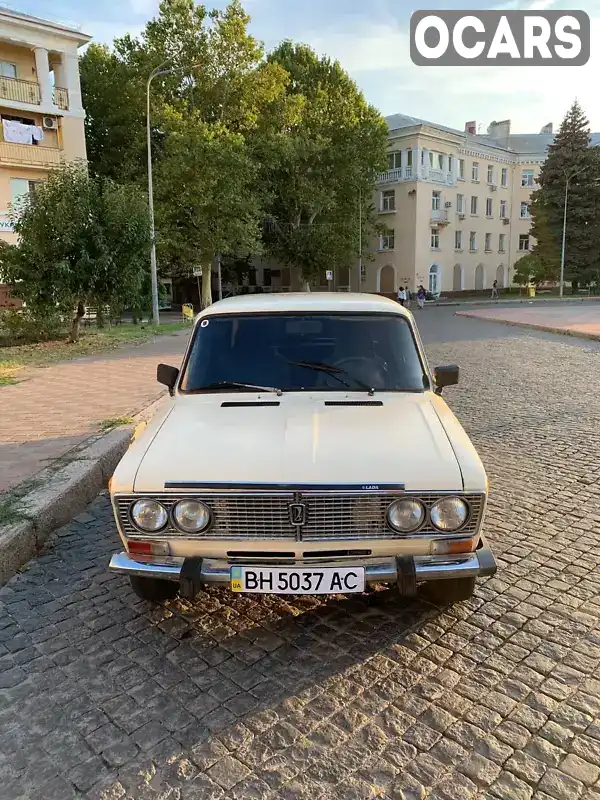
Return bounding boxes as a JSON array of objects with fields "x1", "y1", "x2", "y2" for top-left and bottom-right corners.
[
  {"x1": 404, "y1": 286, "x2": 411, "y2": 308},
  {"x1": 491, "y1": 279, "x2": 499, "y2": 300},
  {"x1": 397, "y1": 286, "x2": 406, "y2": 306},
  {"x1": 417, "y1": 285, "x2": 426, "y2": 310}
]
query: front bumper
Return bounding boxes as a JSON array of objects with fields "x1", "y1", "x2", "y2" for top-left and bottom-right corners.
[{"x1": 109, "y1": 535, "x2": 497, "y2": 587}]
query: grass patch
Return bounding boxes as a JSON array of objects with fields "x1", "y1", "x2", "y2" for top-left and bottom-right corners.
[
  {"x1": 0, "y1": 359, "x2": 24, "y2": 387},
  {"x1": 98, "y1": 416, "x2": 135, "y2": 431},
  {"x1": 0, "y1": 321, "x2": 188, "y2": 375}
]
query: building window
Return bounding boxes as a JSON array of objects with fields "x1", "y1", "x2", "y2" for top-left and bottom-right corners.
[
  {"x1": 470, "y1": 196, "x2": 478, "y2": 215},
  {"x1": 521, "y1": 169, "x2": 535, "y2": 187},
  {"x1": 380, "y1": 229, "x2": 395, "y2": 250},
  {"x1": 458, "y1": 159, "x2": 465, "y2": 179},
  {"x1": 381, "y1": 190, "x2": 395, "y2": 211},
  {"x1": 455, "y1": 230, "x2": 462, "y2": 250},
  {"x1": 501, "y1": 167, "x2": 508, "y2": 187},
  {"x1": 520, "y1": 201, "x2": 531, "y2": 218},
  {"x1": 10, "y1": 178, "x2": 39, "y2": 207},
  {"x1": 472, "y1": 162, "x2": 479, "y2": 181},
  {"x1": 431, "y1": 227, "x2": 440, "y2": 249},
  {"x1": 456, "y1": 194, "x2": 464, "y2": 214},
  {"x1": 486, "y1": 198, "x2": 493, "y2": 217},
  {"x1": 519, "y1": 234, "x2": 530, "y2": 251},
  {"x1": 469, "y1": 231, "x2": 477, "y2": 251},
  {"x1": 406, "y1": 150, "x2": 412, "y2": 166},
  {"x1": 500, "y1": 200, "x2": 507, "y2": 218},
  {"x1": 387, "y1": 151, "x2": 402, "y2": 170},
  {"x1": 448, "y1": 156, "x2": 453, "y2": 174},
  {"x1": 432, "y1": 191, "x2": 441, "y2": 211},
  {"x1": 499, "y1": 233, "x2": 506, "y2": 252},
  {"x1": 487, "y1": 165, "x2": 494, "y2": 184},
  {"x1": 429, "y1": 151, "x2": 443, "y2": 170},
  {"x1": 485, "y1": 233, "x2": 492, "y2": 251},
  {"x1": 0, "y1": 61, "x2": 17, "y2": 78}
]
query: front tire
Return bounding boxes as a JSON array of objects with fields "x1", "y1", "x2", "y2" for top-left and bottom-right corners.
[
  {"x1": 130, "y1": 575, "x2": 179, "y2": 602},
  {"x1": 422, "y1": 576, "x2": 476, "y2": 604}
]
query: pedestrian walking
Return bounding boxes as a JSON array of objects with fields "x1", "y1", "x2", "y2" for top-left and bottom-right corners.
[
  {"x1": 417, "y1": 285, "x2": 426, "y2": 310},
  {"x1": 491, "y1": 280, "x2": 499, "y2": 300},
  {"x1": 396, "y1": 286, "x2": 406, "y2": 306},
  {"x1": 404, "y1": 286, "x2": 411, "y2": 308}
]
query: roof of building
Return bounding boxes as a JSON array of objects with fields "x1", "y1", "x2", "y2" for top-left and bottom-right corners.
[
  {"x1": 0, "y1": 6, "x2": 92, "y2": 44},
  {"x1": 385, "y1": 113, "x2": 600, "y2": 156},
  {"x1": 200, "y1": 292, "x2": 407, "y2": 318}
]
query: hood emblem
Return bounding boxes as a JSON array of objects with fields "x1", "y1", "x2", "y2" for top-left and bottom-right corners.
[{"x1": 289, "y1": 503, "x2": 307, "y2": 526}]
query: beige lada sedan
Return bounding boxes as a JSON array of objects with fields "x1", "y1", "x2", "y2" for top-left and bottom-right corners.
[{"x1": 108, "y1": 293, "x2": 497, "y2": 604}]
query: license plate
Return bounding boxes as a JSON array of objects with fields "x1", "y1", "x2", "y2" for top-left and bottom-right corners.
[{"x1": 230, "y1": 566, "x2": 365, "y2": 595}]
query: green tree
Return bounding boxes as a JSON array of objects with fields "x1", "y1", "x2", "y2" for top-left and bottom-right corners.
[
  {"x1": 530, "y1": 100, "x2": 600, "y2": 288},
  {"x1": 155, "y1": 115, "x2": 262, "y2": 308},
  {"x1": 2, "y1": 165, "x2": 150, "y2": 342},
  {"x1": 258, "y1": 42, "x2": 388, "y2": 288},
  {"x1": 513, "y1": 253, "x2": 558, "y2": 286}
]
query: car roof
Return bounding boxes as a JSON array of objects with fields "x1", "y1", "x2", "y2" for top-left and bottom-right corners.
[{"x1": 197, "y1": 292, "x2": 409, "y2": 319}]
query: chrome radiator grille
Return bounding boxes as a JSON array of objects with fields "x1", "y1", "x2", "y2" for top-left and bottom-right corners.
[{"x1": 115, "y1": 491, "x2": 485, "y2": 541}]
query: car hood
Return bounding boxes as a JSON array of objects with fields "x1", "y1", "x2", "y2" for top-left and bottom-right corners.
[{"x1": 132, "y1": 392, "x2": 464, "y2": 492}]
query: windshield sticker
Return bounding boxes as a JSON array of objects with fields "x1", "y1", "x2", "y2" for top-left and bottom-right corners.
[{"x1": 200, "y1": 319, "x2": 209, "y2": 328}]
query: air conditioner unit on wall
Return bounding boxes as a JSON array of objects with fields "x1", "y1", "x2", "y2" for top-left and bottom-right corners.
[
  {"x1": 458, "y1": 213, "x2": 466, "y2": 220},
  {"x1": 444, "y1": 201, "x2": 452, "y2": 208},
  {"x1": 490, "y1": 185, "x2": 497, "y2": 191},
  {"x1": 502, "y1": 217, "x2": 510, "y2": 225},
  {"x1": 42, "y1": 116, "x2": 58, "y2": 130}
]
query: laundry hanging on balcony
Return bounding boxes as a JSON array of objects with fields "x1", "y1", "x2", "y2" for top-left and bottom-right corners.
[{"x1": 2, "y1": 119, "x2": 44, "y2": 145}]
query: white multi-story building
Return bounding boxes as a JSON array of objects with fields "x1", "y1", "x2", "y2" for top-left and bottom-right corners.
[{"x1": 369, "y1": 115, "x2": 600, "y2": 296}]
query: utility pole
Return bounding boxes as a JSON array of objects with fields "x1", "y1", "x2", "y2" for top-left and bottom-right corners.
[
  {"x1": 358, "y1": 188, "x2": 362, "y2": 292},
  {"x1": 560, "y1": 166, "x2": 585, "y2": 298}
]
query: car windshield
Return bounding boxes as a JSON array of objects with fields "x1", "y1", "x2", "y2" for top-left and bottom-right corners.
[{"x1": 179, "y1": 313, "x2": 428, "y2": 393}]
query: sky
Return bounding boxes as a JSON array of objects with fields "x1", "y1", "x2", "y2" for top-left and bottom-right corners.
[{"x1": 11, "y1": 0, "x2": 600, "y2": 133}]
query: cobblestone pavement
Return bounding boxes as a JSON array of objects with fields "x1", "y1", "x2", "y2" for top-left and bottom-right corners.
[
  {"x1": 0, "y1": 330, "x2": 188, "y2": 493},
  {"x1": 2, "y1": 311, "x2": 600, "y2": 800},
  {"x1": 456, "y1": 302, "x2": 600, "y2": 339}
]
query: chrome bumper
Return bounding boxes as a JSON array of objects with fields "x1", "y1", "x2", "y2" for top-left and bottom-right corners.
[{"x1": 109, "y1": 536, "x2": 497, "y2": 585}]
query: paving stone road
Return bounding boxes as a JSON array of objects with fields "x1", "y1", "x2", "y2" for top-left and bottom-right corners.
[{"x1": 1, "y1": 309, "x2": 600, "y2": 800}]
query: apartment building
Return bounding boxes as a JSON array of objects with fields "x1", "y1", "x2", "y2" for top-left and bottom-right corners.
[
  {"x1": 0, "y1": 8, "x2": 90, "y2": 242},
  {"x1": 368, "y1": 114, "x2": 600, "y2": 296}
]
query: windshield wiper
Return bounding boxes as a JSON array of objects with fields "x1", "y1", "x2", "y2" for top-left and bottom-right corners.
[
  {"x1": 287, "y1": 360, "x2": 375, "y2": 396},
  {"x1": 190, "y1": 381, "x2": 283, "y2": 396}
]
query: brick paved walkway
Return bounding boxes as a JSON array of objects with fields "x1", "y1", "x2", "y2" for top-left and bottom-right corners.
[
  {"x1": 457, "y1": 303, "x2": 600, "y2": 339},
  {"x1": 0, "y1": 331, "x2": 189, "y2": 494},
  {"x1": 1, "y1": 314, "x2": 600, "y2": 799}
]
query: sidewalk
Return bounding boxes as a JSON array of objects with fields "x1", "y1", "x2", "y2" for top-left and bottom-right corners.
[
  {"x1": 456, "y1": 303, "x2": 600, "y2": 340},
  {"x1": 0, "y1": 330, "x2": 188, "y2": 493},
  {"x1": 435, "y1": 293, "x2": 600, "y2": 307}
]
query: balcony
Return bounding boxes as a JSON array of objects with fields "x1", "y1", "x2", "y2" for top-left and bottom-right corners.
[
  {"x1": 0, "y1": 75, "x2": 69, "y2": 110},
  {"x1": 0, "y1": 141, "x2": 63, "y2": 168},
  {"x1": 0, "y1": 76, "x2": 41, "y2": 105},
  {"x1": 431, "y1": 209, "x2": 450, "y2": 226},
  {"x1": 377, "y1": 166, "x2": 413, "y2": 184},
  {"x1": 53, "y1": 87, "x2": 69, "y2": 111}
]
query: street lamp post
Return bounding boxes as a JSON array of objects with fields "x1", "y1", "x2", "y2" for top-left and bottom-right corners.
[
  {"x1": 146, "y1": 60, "x2": 202, "y2": 325},
  {"x1": 146, "y1": 63, "x2": 170, "y2": 326},
  {"x1": 560, "y1": 166, "x2": 585, "y2": 298}
]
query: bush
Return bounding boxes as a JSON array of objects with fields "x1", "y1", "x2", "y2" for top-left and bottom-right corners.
[{"x1": 0, "y1": 308, "x2": 68, "y2": 346}]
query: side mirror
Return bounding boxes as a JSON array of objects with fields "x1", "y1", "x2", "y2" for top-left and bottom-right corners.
[
  {"x1": 157, "y1": 364, "x2": 179, "y2": 396},
  {"x1": 434, "y1": 364, "x2": 459, "y2": 394}
]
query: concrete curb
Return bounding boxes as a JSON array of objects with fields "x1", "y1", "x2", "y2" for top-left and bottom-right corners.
[
  {"x1": 0, "y1": 393, "x2": 167, "y2": 586},
  {"x1": 435, "y1": 296, "x2": 600, "y2": 308},
  {"x1": 455, "y1": 311, "x2": 600, "y2": 342}
]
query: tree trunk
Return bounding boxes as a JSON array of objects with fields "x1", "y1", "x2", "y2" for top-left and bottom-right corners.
[
  {"x1": 201, "y1": 262, "x2": 212, "y2": 310},
  {"x1": 303, "y1": 281, "x2": 311, "y2": 292},
  {"x1": 96, "y1": 307, "x2": 105, "y2": 328},
  {"x1": 70, "y1": 302, "x2": 85, "y2": 343}
]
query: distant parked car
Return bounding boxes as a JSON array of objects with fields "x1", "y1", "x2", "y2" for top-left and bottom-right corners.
[{"x1": 108, "y1": 292, "x2": 496, "y2": 606}]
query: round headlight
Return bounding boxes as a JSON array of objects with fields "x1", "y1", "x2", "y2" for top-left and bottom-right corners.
[
  {"x1": 173, "y1": 499, "x2": 211, "y2": 533},
  {"x1": 131, "y1": 499, "x2": 168, "y2": 532},
  {"x1": 430, "y1": 497, "x2": 469, "y2": 532},
  {"x1": 387, "y1": 499, "x2": 425, "y2": 532}
]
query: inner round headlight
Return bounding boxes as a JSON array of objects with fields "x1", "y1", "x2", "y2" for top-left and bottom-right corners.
[
  {"x1": 387, "y1": 499, "x2": 425, "y2": 532},
  {"x1": 430, "y1": 497, "x2": 469, "y2": 531},
  {"x1": 173, "y1": 499, "x2": 211, "y2": 533},
  {"x1": 131, "y1": 499, "x2": 168, "y2": 532}
]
